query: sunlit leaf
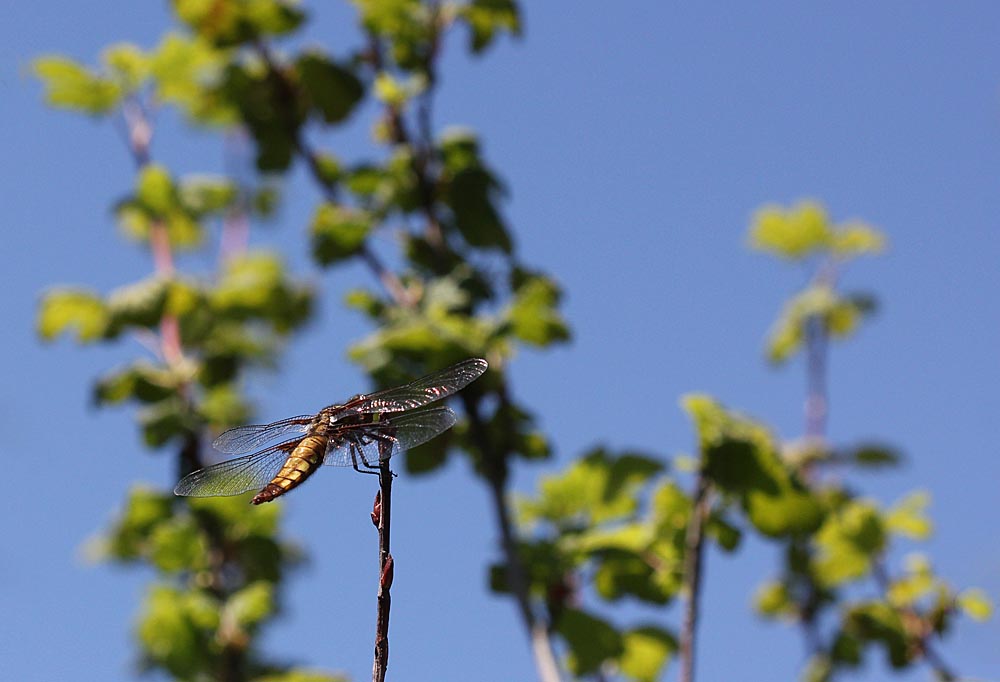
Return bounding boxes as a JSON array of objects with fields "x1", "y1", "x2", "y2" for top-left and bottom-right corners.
[
  {"x1": 885, "y1": 491, "x2": 932, "y2": 540},
  {"x1": 37, "y1": 288, "x2": 108, "y2": 342},
  {"x1": 831, "y1": 221, "x2": 886, "y2": 256},
  {"x1": 957, "y1": 588, "x2": 993, "y2": 621},
  {"x1": 619, "y1": 625, "x2": 676, "y2": 682},
  {"x1": 310, "y1": 203, "x2": 371, "y2": 265},
  {"x1": 33, "y1": 56, "x2": 121, "y2": 114},
  {"x1": 748, "y1": 200, "x2": 833, "y2": 260}
]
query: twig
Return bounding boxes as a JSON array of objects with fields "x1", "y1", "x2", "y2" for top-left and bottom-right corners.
[
  {"x1": 120, "y1": 92, "x2": 246, "y2": 682},
  {"x1": 254, "y1": 42, "x2": 416, "y2": 308},
  {"x1": 462, "y1": 391, "x2": 562, "y2": 682},
  {"x1": 372, "y1": 449, "x2": 394, "y2": 682},
  {"x1": 679, "y1": 474, "x2": 711, "y2": 682}
]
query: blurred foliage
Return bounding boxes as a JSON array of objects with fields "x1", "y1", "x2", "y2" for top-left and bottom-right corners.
[{"x1": 36, "y1": 3, "x2": 989, "y2": 682}]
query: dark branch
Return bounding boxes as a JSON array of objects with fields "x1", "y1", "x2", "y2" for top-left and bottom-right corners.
[{"x1": 679, "y1": 474, "x2": 711, "y2": 682}]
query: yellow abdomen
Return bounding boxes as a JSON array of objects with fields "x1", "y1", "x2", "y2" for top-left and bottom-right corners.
[{"x1": 251, "y1": 434, "x2": 328, "y2": 505}]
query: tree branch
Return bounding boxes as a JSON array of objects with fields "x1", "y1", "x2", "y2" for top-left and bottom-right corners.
[
  {"x1": 462, "y1": 390, "x2": 562, "y2": 682},
  {"x1": 679, "y1": 474, "x2": 711, "y2": 682}
]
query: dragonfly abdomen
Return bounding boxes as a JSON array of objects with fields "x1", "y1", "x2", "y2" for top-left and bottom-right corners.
[{"x1": 251, "y1": 434, "x2": 328, "y2": 505}]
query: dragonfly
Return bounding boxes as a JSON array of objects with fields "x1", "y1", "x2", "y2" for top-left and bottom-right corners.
[{"x1": 174, "y1": 358, "x2": 488, "y2": 505}]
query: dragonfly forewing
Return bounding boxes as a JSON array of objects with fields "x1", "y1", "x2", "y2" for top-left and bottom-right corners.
[{"x1": 340, "y1": 358, "x2": 487, "y2": 416}]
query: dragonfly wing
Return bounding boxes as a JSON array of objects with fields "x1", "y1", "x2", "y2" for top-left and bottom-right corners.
[
  {"x1": 174, "y1": 438, "x2": 300, "y2": 497},
  {"x1": 323, "y1": 406, "x2": 458, "y2": 466},
  {"x1": 212, "y1": 416, "x2": 312, "y2": 454},
  {"x1": 345, "y1": 358, "x2": 487, "y2": 416}
]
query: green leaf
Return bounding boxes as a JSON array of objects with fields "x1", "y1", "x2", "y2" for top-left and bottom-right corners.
[
  {"x1": 148, "y1": 516, "x2": 208, "y2": 572},
  {"x1": 683, "y1": 394, "x2": 824, "y2": 537},
  {"x1": 831, "y1": 221, "x2": 886, "y2": 256},
  {"x1": 591, "y1": 549, "x2": 677, "y2": 604},
  {"x1": 37, "y1": 289, "x2": 107, "y2": 342},
  {"x1": 219, "y1": 62, "x2": 301, "y2": 171},
  {"x1": 309, "y1": 152, "x2": 343, "y2": 187},
  {"x1": 100, "y1": 486, "x2": 174, "y2": 561},
  {"x1": 255, "y1": 671, "x2": 348, "y2": 682},
  {"x1": 957, "y1": 588, "x2": 993, "y2": 621},
  {"x1": 517, "y1": 448, "x2": 662, "y2": 528},
  {"x1": 813, "y1": 499, "x2": 885, "y2": 586},
  {"x1": 199, "y1": 385, "x2": 252, "y2": 428},
  {"x1": 139, "y1": 398, "x2": 198, "y2": 447},
  {"x1": 105, "y1": 277, "x2": 171, "y2": 335},
  {"x1": 754, "y1": 580, "x2": 793, "y2": 617},
  {"x1": 212, "y1": 252, "x2": 314, "y2": 331},
  {"x1": 101, "y1": 43, "x2": 149, "y2": 90},
  {"x1": 93, "y1": 362, "x2": 180, "y2": 405},
  {"x1": 765, "y1": 286, "x2": 876, "y2": 364},
  {"x1": 224, "y1": 581, "x2": 274, "y2": 630},
  {"x1": 506, "y1": 273, "x2": 570, "y2": 347},
  {"x1": 297, "y1": 53, "x2": 364, "y2": 124},
  {"x1": 555, "y1": 608, "x2": 624, "y2": 675},
  {"x1": 353, "y1": 0, "x2": 430, "y2": 70},
  {"x1": 885, "y1": 491, "x2": 932, "y2": 540},
  {"x1": 459, "y1": 0, "x2": 522, "y2": 53},
  {"x1": 33, "y1": 56, "x2": 121, "y2": 114},
  {"x1": 843, "y1": 601, "x2": 910, "y2": 668},
  {"x1": 310, "y1": 203, "x2": 372, "y2": 265},
  {"x1": 173, "y1": 0, "x2": 305, "y2": 47},
  {"x1": 149, "y1": 33, "x2": 235, "y2": 125},
  {"x1": 748, "y1": 200, "x2": 833, "y2": 260},
  {"x1": 439, "y1": 130, "x2": 512, "y2": 251},
  {"x1": 178, "y1": 175, "x2": 237, "y2": 215},
  {"x1": 138, "y1": 584, "x2": 218, "y2": 679},
  {"x1": 619, "y1": 626, "x2": 676, "y2": 682},
  {"x1": 842, "y1": 444, "x2": 902, "y2": 469},
  {"x1": 137, "y1": 164, "x2": 177, "y2": 216}
]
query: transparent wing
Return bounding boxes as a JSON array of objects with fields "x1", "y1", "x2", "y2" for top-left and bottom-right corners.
[
  {"x1": 323, "y1": 406, "x2": 458, "y2": 466},
  {"x1": 340, "y1": 358, "x2": 488, "y2": 416},
  {"x1": 174, "y1": 438, "x2": 300, "y2": 497},
  {"x1": 212, "y1": 416, "x2": 312, "y2": 454}
]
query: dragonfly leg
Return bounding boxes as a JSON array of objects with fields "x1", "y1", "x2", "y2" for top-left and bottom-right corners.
[{"x1": 350, "y1": 441, "x2": 380, "y2": 476}]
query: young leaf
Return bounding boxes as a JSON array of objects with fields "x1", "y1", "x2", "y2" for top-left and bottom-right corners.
[{"x1": 37, "y1": 289, "x2": 108, "y2": 342}]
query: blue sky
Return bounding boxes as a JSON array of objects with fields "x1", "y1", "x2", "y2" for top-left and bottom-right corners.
[{"x1": 3, "y1": 3, "x2": 1000, "y2": 681}]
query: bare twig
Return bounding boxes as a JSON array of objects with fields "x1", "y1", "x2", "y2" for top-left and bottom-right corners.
[
  {"x1": 372, "y1": 449, "x2": 394, "y2": 682},
  {"x1": 679, "y1": 474, "x2": 711, "y2": 682}
]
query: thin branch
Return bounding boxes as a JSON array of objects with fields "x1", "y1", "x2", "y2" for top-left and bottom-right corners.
[
  {"x1": 679, "y1": 474, "x2": 711, "y2": 682},
  {"x1": 462, "y1": 390, "x2": 562, "y2": 682},
  {"x1": 253, "y1": 41, "x2": 415, "y2": 308},
  {"x1": 372, "y1": 449, "x2": 394, "y2": 682}
]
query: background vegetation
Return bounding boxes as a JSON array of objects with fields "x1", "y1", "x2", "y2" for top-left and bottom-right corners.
[{"x1": 21, "y1": 2, "x2": 996, "y2": 682}]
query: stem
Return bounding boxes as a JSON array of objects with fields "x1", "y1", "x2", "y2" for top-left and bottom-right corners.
[
  {"x1": 372, "y1": 455, "x2": 394, "y2": 682},
  {"x1": 804, "y1": 315, "x2": 828, "y2": 441},
  {"x1": 679, "y1": 475, "x2": 711, "y2": 682},
  {"x1": 462, "y1": 392, "x2": 562, "y2": 682},
  {"x1": 121, "y1": 96, "x2": 185, "y2": 369}
]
